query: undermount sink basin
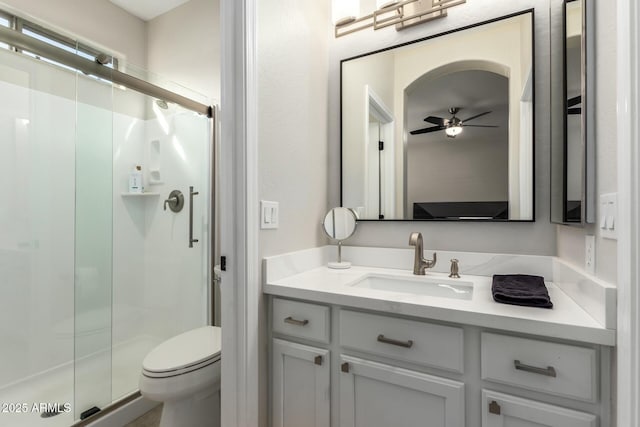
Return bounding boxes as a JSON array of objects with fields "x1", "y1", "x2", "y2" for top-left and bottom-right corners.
[{"x1": 349, "y1": 274, "x2": 473, "y2": 300}]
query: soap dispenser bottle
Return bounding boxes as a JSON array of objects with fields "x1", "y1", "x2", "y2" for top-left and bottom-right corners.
[{"x1": 129, "y1": 165, "x2": 143, "y2": 193}]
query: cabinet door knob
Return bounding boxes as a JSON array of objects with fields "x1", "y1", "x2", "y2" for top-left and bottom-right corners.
[
  {"x1": 284, "y1": 316, "x2": 309, "y2": 326},
  {"x1": 314, "y1": 355, "x2": 323, "y2": 366},
  {"x1": 341, "y1": 362, "x2": 350, "y2": 373},
  {"x1": 488, "y1": 400, "x2": 501, "y2": 415}
]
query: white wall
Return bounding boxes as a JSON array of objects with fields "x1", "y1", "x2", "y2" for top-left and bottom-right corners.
[
  {"x1": 0, "y1": 0, "x2": 147, "y2": 67},
  {"x1": 258, "y1": 0, "x2": 331, "y2": 259},
  {"x1": 407, "y1": 136, "x2": 509, "y2": 203},
  {"x1": 556, "y1": 0, "x2": 618, "y2": 284},
  {"x1": 330, "y1": 0, "x2": 556, "y2": 255},
  {"x1": 147, "y1": 0, "x2": 220, "y2": 102}
]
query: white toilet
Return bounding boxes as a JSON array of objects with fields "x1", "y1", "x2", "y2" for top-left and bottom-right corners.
[{"x1": 139, "y1": 326, "x2": 222, "y2": 427}]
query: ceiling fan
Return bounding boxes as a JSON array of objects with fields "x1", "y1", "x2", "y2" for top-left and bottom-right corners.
[{"x1": 410, "y1": 107, "x2": 499, "y2": 138}]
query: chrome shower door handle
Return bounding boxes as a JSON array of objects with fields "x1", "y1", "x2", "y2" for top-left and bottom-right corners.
[{"x1": 189, "y1": 186, "x2": 199, "y2": 248}]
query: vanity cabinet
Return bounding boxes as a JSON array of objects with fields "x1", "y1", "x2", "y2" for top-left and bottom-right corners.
[
  {"x1": 339, "y1": 355, "x2": 465, "y2": 427},
  {"x1": 269, "y1": 297, "x2": 610, "y2": 427},
  {"x1": 272, "y1": 338, "x2": 330, "y2": 427}
]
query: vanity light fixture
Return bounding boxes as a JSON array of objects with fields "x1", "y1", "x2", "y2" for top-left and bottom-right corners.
[
  {"x1": 445, "y1": 125, "x2": 463, "y2": 138},
  {"x1": 334, "y1": 0, "x2": 466, "y2": 38},
  {"x1": 332, "y1": 0, "x2": 360, "y2": 27}
]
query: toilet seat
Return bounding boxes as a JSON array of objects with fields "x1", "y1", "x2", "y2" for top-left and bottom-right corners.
[{"x1": 142, "y1": 326, "x2": 221, "y2": 379}]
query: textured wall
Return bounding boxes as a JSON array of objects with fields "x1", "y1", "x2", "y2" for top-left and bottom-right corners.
[
  {"x1": 258, "y1": 0, "x2": 331, "y2": 259},
  {"x1": 147, "y1": 0, "x2": 220, "y2": 103}
]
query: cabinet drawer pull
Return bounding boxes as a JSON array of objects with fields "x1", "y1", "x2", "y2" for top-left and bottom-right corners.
[
  {"x1": 514, "y1": 360, "x2": 557, "y2": 377},
  {"x1": 284, "y1": 316, "x2": 309, "y2": 326},
  {"x1": 377, "y1": 334, "x2": 414, "y2": 348},
  {"x1": 314, "y1": 355, "x2": 323, "y2": 366},
  {"x1": 341, "y1": 362, "x2": 350, "y2": 373},
  {"x1": 488, "y1": 400, "x2": 501, "y2": 415}
]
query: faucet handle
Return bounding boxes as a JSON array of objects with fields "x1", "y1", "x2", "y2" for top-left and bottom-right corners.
[
  {"x1": 426, "y1": 251, "x2": 437, "y2": 268},
  {"x1": 449, "y1": 258, "x2": 460, "y2": 278}
]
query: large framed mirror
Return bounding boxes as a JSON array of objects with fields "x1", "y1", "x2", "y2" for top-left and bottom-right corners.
[
  {"x1": 340, "y1": 11, "x2": 535, "y2": 221},
  {"x1": 550, "y1": 0, "x2": 595, "y2": 224}
]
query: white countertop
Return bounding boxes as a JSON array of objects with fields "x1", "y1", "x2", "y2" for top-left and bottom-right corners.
[{"x1": 264, "y1": 265, "x2": 615, "y2": 346}]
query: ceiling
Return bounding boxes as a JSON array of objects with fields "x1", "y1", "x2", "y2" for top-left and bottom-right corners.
[
  {"x1": 406, "y1": 69, "x2": 509, "y2": 144},
  {"x1": 109, "y1": 0, "x2": 191, "y2": 21}
]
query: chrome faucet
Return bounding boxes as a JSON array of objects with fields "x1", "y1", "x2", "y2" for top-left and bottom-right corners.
[{"x1": 408, "y1": 232, "x2": 436, "y2": 275}]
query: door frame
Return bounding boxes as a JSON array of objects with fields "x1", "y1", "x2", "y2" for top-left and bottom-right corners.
[
  {"x1": 220, "y1": 0, "x2": 260, "y2": 426},
  {"x1": 616, "y1": 0, "x2": 640, "y2": 425}
]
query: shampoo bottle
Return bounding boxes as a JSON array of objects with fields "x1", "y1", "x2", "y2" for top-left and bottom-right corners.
[{"x1": 129, "y1": 165, "x2": 143, "y2": 193}]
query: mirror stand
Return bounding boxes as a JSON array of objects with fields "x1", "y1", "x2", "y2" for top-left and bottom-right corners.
[
  {"x1": 322, "y1": 207, "x2": 358, "y2": 269},
  {"x1": 328, "y1": 241, "x2": 351, "y2": 269}
]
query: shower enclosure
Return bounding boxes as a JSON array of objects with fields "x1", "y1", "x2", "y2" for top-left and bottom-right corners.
[{"x1": 0, "y1": 21, "x2": 215, "y2": 427}]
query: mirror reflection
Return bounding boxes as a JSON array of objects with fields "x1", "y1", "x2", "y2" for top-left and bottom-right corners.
[
  {"x1": 564, "y1": 0, "x2": 582, "y2": 222},
  {"x1": 341, "y1": 12, "x2": 534, "y2": 221},
  {"x1": 323, "y1": 207, "x2": 358, "y2": 241}
]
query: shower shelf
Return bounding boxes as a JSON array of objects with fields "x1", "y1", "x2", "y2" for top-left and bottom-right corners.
[{"x1": 120, "y1": 192, "x2": 160, "y2": 197}]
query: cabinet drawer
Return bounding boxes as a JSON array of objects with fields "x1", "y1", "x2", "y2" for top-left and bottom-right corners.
[
  {"x1": 273, "y1": 298, "x2": 330, "y2": 343},
  {"x1": 340, "y1": 310, "x2": 464, "y2": 373},
  {"x1": 481, "y1": 390, "x2": 597, "y2": 427},
  {"x1": 481, "y1": 333, "x2": 597, "y2": 402}
]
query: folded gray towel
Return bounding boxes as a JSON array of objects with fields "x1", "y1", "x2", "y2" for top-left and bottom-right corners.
[{"x1": 491, "y1": 274, "x2": 553, "y2": 309}]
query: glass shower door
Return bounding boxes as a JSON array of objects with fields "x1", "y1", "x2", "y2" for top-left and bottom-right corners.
[
  {"x1": 110, "y1": 88, "x2": 211, "y2": 401},
  {"x1": 73, "y1": 66, "x2": 114, "y2": 420},
  {"x1": 0, "y1": 47, "x2": 77, "y2": 427}
]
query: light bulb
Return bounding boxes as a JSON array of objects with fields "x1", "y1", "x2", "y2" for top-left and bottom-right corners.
[
  {"x1": 332, "y1": 0, "x2": 359, "y2": 26},
  {"x1": 445, "y1": 125, "x2": 463, "y2": 138}
]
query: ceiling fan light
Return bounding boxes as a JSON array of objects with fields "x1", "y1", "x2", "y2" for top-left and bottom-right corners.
[{"x1": 445, "y1": 125, "x2": 463, "y2": 138}]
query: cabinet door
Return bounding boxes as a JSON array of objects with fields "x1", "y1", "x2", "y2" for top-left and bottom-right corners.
[
  {"x1": 272, "y1": 339, "x2": 330, "y2": 427},
  {"x1": 482, "y1": 390, "x2": 597, "y2": 427},
  {"x1": 339, "y1": 355, "x2": 464, "y2": 427}
]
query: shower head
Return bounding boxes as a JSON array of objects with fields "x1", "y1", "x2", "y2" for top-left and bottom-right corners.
[
  {"x1": 156, "y1": 100, "x2": 169, "y2": 110},
  {"x1": 95, "y1": 53, "x2": 112, "y2": 65}
]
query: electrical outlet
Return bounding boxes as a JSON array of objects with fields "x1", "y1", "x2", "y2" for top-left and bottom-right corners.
[{"x1": 585, "y1": 235, "x2": 595, "y2": 274}]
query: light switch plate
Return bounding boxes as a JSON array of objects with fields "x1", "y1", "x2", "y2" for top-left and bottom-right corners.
[
  {"x1": 585, "y1": 235, "x2": 595, "y2": 274},
  {"x1": 260, "y1": 200, "x2": 279, "y2": 229},
  {"x1": 599, "y1": 193, "x2": 617, "y2": 240}
]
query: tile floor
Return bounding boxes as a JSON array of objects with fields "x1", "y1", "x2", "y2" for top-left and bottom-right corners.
[{"x1": 124, "y1": 405, "x2": 162, "y2": 427}]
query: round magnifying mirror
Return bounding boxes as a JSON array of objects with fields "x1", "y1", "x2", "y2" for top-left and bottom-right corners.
[{"x1": 322, "y1": 207, "x2": 357, "y2": 269}]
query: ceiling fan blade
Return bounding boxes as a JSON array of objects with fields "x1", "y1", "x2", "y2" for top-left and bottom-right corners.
[
  {"x1": 410, "y1": 126, "x2": 445, "y2": 135},
  {"x1": 567, "y1": 96, "x2": 582, "y2": 107},
  {"x1": 424, "y1": 116, "x2": 446, "y2": 125},
  {"x1": 463, "y1": 125, "x2": 499, "y2": 128},
  {"x1": 462, "y1": 111, "x2": 492, "y2": 123}
]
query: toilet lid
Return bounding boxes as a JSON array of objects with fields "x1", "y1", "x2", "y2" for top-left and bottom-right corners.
[{"x1": 142, "y1": 326, "x2": 221, "y2": 374}]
